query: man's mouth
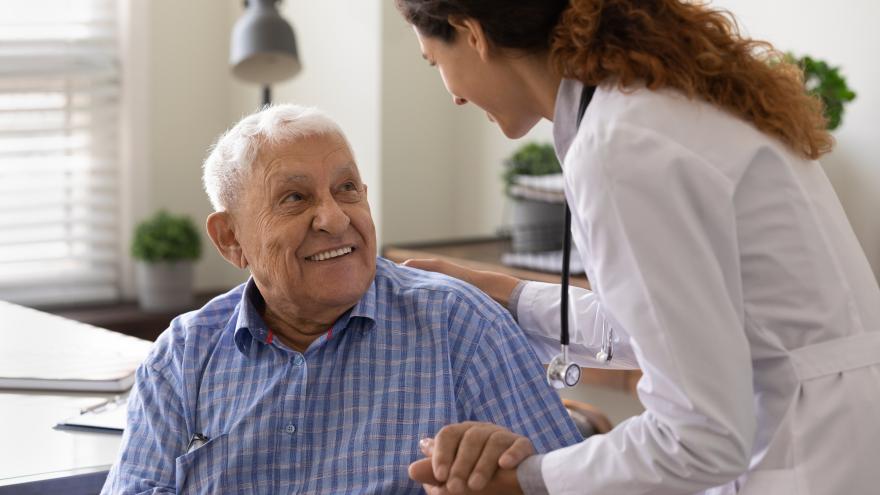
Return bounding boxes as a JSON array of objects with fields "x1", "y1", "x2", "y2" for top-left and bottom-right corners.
[{"x1": 305, "y1": 246, "x2": 355, "y2": 262}]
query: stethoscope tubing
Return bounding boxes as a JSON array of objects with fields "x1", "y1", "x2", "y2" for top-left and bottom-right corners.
[
  {"x1": 552, "y1": 84, "x2": 611, "y2": 389},
  {"x1": 561, "y1": 203, "x2": 573, "y2": 347}
]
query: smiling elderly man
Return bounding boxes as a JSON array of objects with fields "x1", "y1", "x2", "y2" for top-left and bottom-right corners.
[{"x1": 101, "y1": 104, "x2": 581, "y2": 494}]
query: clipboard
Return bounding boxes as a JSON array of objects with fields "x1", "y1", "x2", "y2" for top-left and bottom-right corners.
[{"x1": 55, "y1": 395, "x2": 127, "y2": 434}]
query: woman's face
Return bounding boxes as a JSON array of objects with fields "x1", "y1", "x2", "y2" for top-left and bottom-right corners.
[{"x1": 413, "y1": 24, "x2": 543, "y2": 139}]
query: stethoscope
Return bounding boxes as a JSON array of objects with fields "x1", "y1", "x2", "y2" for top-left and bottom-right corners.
[{"x1": 546, "y1": 84, "x2": 614, "y2": 389}]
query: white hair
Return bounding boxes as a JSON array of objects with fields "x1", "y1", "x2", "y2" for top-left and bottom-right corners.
[{"x1": 202, "y1": 104, "x2": 350, "y2": 211}]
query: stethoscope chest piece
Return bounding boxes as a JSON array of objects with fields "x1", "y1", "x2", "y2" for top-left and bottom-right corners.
[{"x1": 547, "y1": 350, "x2": 581, "y2": 389}]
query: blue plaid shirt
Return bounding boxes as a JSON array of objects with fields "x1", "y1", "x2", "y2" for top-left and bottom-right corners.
[{"x1": 102, "y1": 258, "x2": 581, "y2": 494}]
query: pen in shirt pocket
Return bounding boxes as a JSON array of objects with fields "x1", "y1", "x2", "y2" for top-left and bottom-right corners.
[{"x1": 186, "y1": 433, "x2": 209, "y2": 454}]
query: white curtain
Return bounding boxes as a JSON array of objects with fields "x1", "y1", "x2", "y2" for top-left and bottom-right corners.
[{"x1": 0, "y1": 0, "x2": 121, "y2": 305}]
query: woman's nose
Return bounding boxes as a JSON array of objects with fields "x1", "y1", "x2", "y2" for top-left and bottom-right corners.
[{"x1": 453, "y1": 96, "x2": 468, "y2": 106}]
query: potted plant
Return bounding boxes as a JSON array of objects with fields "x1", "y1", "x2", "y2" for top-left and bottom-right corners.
[
  {"x1": 789, "y1": 54, "x2": 857, "y2": 130},
  {"x1": 131, "y1": 210, "x2": 202, "y2": 311},
  {"x1": 503, "y1": 142, "x2": 565, "y2": 252}
]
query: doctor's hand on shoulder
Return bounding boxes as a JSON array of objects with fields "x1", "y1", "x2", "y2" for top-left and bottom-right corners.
[
  {"x1": 402, "y1": 259, "x2": 521, "y2": 309},
  {"x1": 409, "y1": 422, "x2": 535, "y2": 495}
]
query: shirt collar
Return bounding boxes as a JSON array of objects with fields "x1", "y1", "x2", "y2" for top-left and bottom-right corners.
[
  {"x1": 337, "y1": 271, "x2": 378, "y2": 331},
  {"x1": 552, "y1": 78, "x2": 585, "y2": 164},
  {"x1": 232, "y1": 277, "x2": 271, "y2": 354},
  {"x1": 232, "y1": 274, "x2": 379, "y2": 356}
]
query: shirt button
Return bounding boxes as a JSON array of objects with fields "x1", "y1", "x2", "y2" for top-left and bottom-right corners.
[
  {"x1": 292, "y1": 354, "x2": 304, "y2": 366},
  {"x1": 285, "y1": 424, "x2": 296, "y2": 434}
]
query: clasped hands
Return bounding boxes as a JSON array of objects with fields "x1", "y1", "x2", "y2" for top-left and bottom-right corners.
[{"x1": 408, "y1": 422, "x2": 535, "y2": 495}]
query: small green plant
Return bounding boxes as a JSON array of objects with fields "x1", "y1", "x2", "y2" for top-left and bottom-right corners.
[
  {"x1": 502, "y1": 142, "x2": 561, "y2": 196},
  {"x1": 131, "y1": 210, "x2": 202, "y2": 263},
  {"x1": 789, "y1": 54, "x2": 857, "y2": 130}
]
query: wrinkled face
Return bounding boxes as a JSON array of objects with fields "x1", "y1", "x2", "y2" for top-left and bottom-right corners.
[
  {"x1": 233, "y1": 133, "x2": 377, "y2": 315},
  {"x1": 414, "y1": 26, "x2": 542, "y2": 138}
]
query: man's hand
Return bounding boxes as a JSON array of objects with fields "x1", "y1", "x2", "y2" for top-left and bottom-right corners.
[
  {"x1": 408, "y1": 422, "x2": 535, "y2": 494},
  {"x1": 409, "y1": 458, "x2": 522, "y2": 495}
]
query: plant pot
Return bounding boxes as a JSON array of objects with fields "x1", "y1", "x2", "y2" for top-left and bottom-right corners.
[
  {"x1": 509, "y1": 198, "x2": 565, "y2": 252},
  {"x1": 135, "y1": 260, "x2": 195, "y2": 311}
]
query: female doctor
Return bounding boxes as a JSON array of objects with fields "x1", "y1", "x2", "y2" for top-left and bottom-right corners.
[{"x1": 395, "y1": 0, "x2": 880, "y2": 494}]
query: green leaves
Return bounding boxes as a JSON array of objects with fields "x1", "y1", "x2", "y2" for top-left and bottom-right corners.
[
  {"x1": 789, "y1": 53, "x2": 857, "y2": 130},
  {"x1": 131, "y1": 210, "x2": 202, "y2": 262},
  {"x1": 502, "y1": 143, "x2": 561, "y2": 196}
]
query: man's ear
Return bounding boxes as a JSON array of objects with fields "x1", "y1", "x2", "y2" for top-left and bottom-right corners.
[
  {"x1": 448, "y1": 16, "x2": 491, "y2": 61},
  {"x1": 206, "y1": 212, "x2": 248, "y2": 269}
]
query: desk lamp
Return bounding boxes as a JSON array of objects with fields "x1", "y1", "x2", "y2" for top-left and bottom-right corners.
[{"x1": 230, "y1": 0, "x2": 301, "y2": 106}]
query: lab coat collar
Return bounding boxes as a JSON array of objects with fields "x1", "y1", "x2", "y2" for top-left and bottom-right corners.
[{"x1": 552, "y1": 78, "x2": 586, "y2": 164}]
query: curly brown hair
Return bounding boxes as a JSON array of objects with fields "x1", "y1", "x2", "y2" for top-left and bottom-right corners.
[{"x1": 550, "y1": 0, "x2": 833, "y2": 159}]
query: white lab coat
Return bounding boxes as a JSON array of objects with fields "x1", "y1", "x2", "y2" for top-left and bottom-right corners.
[{"x1": 517, "y1": 79, "x2": 880, "y2": 494}]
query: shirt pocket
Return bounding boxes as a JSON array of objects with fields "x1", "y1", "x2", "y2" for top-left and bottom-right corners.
[{"x1": 175, "y1": 432, "x2": 229, "y2": 494}]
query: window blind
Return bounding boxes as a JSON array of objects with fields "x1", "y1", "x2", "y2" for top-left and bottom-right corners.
[{"x1": 0, "y1": 0, "x2": 121, "y2": 305}]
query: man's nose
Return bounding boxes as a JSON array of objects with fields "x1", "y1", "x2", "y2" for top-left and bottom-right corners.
[
  {"x1": 311, "y1": 199, "x2": 350, "y2": 234},
  {"x1": 453, "y1": 96, "x2": 467, "y2": 106}
]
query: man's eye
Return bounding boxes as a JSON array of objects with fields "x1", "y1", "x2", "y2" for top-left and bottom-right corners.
[
  {"x1": 341, "y1": 181, "x2": 358, "y2": 192},
  {"x1": 284, "y1": 192, "x2": 304, "y2": 202}
]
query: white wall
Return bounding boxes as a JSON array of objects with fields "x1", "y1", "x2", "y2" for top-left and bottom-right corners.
[
  {"x1": 139, "y1": 0, "x2": 245, "y2": 294},
  {"x1": 380, "y1": 4, "x2": 459, "y2": 244}
]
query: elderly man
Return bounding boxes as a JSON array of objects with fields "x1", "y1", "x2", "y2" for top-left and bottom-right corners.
[{"x1": 102, "y1": 104, "x2": 581, "y2": 494}]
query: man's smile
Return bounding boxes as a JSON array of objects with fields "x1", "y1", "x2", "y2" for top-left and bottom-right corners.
[{"x1": 305, "y1": 245, "x2": 356, "y2": 262}]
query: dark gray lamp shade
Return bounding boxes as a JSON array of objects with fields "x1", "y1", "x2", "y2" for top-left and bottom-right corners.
[{"x1": 230, "y1": 0, "x2": 301, "y2": 84}]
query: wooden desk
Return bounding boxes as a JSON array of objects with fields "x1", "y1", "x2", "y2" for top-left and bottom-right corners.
[{"x1": 383, "y1": 237, "x2": 641, "y2": 394}]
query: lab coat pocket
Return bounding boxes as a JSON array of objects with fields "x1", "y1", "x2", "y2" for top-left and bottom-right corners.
[
  {"x1": 737, "y1": 468, "x2": 798, "y2": 495},
  {"x1": 175, "y1": 432, "x2": 229, "y2": 494}
]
